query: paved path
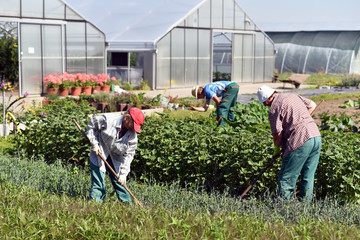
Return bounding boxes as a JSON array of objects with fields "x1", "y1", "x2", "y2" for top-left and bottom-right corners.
[{"x1": 5, "y1": 83, "x2": 360, "y2": 112}]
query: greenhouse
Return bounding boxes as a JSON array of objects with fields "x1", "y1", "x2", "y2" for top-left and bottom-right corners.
[
  {"x1": 267, "y1": 31, "x2": 360, "y2": 75},
  {"x1": 0, "y1": 0, "x2": 105, "y2": 95},
  {"x1": 0, "y1": 0, "x2": 275, "y2": 95}
]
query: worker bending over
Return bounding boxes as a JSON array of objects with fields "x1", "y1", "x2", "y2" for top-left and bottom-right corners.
[
  {"x1": 190, "y1": 81, "x2": 239, "y2": 125},
  {"x1": 86, "y1": 107, "x2": 145, "y2": 202},
  {"x1": 257, "y1": 85, "x2": 321, "y2": 203}
]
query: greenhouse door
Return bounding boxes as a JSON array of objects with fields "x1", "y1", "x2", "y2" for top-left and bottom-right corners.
[
  {"x1": 19, "y1": 23, "x2": 63, "y2": 95},
  {"x1": 232, "y1": 33, "x2": 254, "y2": 83}
]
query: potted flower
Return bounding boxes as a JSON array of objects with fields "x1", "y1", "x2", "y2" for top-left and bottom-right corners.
[
  {"x1": 98, "y1": 74, "x2": 116, "y2": 93},
  {"x1": 44, "y1": 74, "x2": 61, "y2": 96},
  {"x1": 58, "y1": 73, "x2": 73, "y2": 97},
  {"x1": 69, "y1": 74, "x2": 83, "y2": 96},
  {"x1": 89, "y1": 74, "x2": 101, "y2": 93},
  {"x1": 81, "y1": 77, "x2": 94, "y2": 96}
]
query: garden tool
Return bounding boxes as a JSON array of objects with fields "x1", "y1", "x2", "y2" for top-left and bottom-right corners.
[
  {"x1": 72, "y1": 119, "x2": 144, "y2": 209},
  {"x1": 239, "y1": 100, "x2": 324, "y2": 198}
]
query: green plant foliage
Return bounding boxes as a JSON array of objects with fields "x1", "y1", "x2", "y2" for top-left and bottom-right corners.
[
  {"x1": 319, "y1": 112, "x2": 358, "y2": 132},
  {"x1": 122, "y1": 82, "x2": 134, "y2": 90},
  {"x1": 133, "y1": 108, "x2": 360, "y2": 202},
  {"x1": 341, "y1": 74, "x2": 360, "y2": 87},
  {"x1": 14, "y1": 99, "x2": 96, "y2": 166},
  {"x1": 133, "y1": 116, "x2": 278, "y2": 196},
  {"x1": 0, "y1": 156, "x2": 360, "y2": 238},
  {"x1": 339, "y1": 99, "x2": 359, "y2": 108},
  {"x1": 0, "y1": 22, "x2": 18, "y2": 84},
  {"x1": 138, "y1": 80, "x2": 151, "y2": 90},
  {"x1": 223, "y1": 100, "x2": 269, "y2": 130},
  {"x1": 316, "y1": 131, "x2": 360, "y2": 203}
]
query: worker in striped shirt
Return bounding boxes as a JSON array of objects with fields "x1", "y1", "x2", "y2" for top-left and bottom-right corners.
[{"x1": 257, "y1": 85, "x2": 321, "y2": 203}]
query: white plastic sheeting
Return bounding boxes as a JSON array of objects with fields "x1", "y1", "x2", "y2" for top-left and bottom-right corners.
[
  {"x1": 64, "y1": 0, "x2": 204, "y2": 50},
  {"x1": 267, "y1": 31, "x2": 360, "y2": 75}
]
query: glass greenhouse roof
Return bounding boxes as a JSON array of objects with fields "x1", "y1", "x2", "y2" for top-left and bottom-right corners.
[{"x1": 64, "y1": 0, "x2": 205, "y2": 51}]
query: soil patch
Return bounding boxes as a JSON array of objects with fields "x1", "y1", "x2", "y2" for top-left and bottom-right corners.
[{"x1": 312, "y1": 97, "x2": 360, "y2": 126}]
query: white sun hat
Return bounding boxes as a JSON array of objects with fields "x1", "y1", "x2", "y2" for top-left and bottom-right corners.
[
  {"x1": 257, "y1": 85, "x2": 275, "y2": 103},
  {"x1": 191, "y1": 86, "x2": 199, "y2": 98}
]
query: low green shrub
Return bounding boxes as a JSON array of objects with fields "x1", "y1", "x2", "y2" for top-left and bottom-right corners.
[
  {"x1": 133, "y1": 109, "x2": 360, "y2": 202},
  {"x1": 14, "y1": 98, "x2": 95, "y2": 166},
  {"x1": 0, "y1": 155, "x2": 360, "y2": 239},
  {"x1": 341, "y1": 74, "x2": 360, "y2": 87},
  {"x1": 11, "y1": 99, "x2": 360, "y2": 202}
]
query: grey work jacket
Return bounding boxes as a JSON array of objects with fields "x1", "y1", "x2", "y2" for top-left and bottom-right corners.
[{"x1": 86, "y1": 114, "x2": 138, "y2": 176}]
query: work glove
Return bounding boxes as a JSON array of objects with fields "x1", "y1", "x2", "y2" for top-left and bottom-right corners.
[
  {"x1": 118, "y1": 174, "x2": 127, "y2": 185},
  {"x1": 91, "y1": 144, "x2": 101, "y2": 155},
  {"x1": 273, "y1": 145, "x2": 281, "y2": 158}
]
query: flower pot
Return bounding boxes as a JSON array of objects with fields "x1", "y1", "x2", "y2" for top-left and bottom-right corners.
[
  {"x1": 42, "y1": 99, "x2": 51, "y2": 106},
  {"x1": 117, "y1": 103, "x2": 128, "y2": 112},
  {"x1": 92, "y1": 86, "x2": 101, "y2": 94},
  {"x1": 101, "y1": 85, "x2": 111, "y2": 93},
  {"x1": 91, "y1": 102, "x2": 108, "y2": 113},
  {"x1": 71, "y1": 87, "x2": 82, "y2": 96},
  {"x1": 46, "y1": 87, "x2": 58, "y2": 96},
  {"x1": 58, "y1": 88, "x2": 69, "y2": 97},
  {"x1": 82, "y1": 86, "x2": 92, "y2": 95}
]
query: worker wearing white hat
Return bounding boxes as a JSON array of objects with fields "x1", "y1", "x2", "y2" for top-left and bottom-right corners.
[{"x1": 257, "y1": 85, "x2": 321, "y2": 203}]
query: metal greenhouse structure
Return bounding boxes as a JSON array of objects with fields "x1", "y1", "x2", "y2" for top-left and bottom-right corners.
[
  {"x1": 267, "y1": 31, "x2": 360, "y2": 75},
  {"x1": 0, "y1": 0, "x2": 105, "y2": 95},
  {"x1": 0, "y1": 0, "x2": 275, "y2": 95}
]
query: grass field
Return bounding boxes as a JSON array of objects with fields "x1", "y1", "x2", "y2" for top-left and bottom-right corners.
[{"x1": 0, "y1": 156, "x2": 359, "y2": 239}]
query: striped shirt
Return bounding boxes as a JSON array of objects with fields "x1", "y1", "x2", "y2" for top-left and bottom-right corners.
[
  {"x1": 269, "y1": 93, "x2": 321, "y2": 156},
  {"x1": 86, "y1": 114, "x2": 138, "y2": 176}
]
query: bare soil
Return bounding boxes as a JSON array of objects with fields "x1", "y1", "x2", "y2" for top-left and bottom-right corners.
[{"x1": 312, "y1": 97, "x2": 360, "y2": 126}]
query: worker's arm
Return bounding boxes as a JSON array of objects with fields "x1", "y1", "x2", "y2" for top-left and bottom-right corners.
[
  {"x1": 212, "y1": 95, "x2": 221, "y2": 108},
  {"x1": 272, "y1": 131, "x2": 282, "y2": 147},
  {"x1": 307, "y1": 100, "x2": 317, "y2": 115},
  {"x1": 190, "y1": 99, "x2": 211, "y2": 112}
]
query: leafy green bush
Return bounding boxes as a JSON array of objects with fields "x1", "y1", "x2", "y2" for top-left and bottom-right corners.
[
  {"x1": 14, "y1": 99, "x2": 96, "y2": 166},
  {"x1": 341, "y1": 74, "x2": 360, "y2": 87},
  {"x1": 319, "y1": 112, "x2": 358, "y2": 132},
  {"x1": 133, "y1": 107, "x2": 360, "y2": 202},
  {"x1": 10, "y1": 99, "x2": 360, "y2": 202},
  {"x1": 133, "y1": 116, "x2": 278, "y2": 196}
]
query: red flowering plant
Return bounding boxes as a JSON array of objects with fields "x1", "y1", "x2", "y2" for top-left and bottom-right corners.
[
  {"x1": 58, "y1": 72, "x2": 73, "y2": 89},
  {"x1": 44, "y1": 73, "x2": 61, "y2": 89},
  {"x1": 97, "y1": 73, "x2": 116, "y2": 86},
  {"x1": 76, "y1": 73, "x2": 94, "y2": 87},
  {"x1": 88, "y1": 74, "x2": 99, "y2": 87}
]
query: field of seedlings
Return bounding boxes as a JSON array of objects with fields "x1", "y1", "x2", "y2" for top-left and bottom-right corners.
[{"x1": 0, "y1": 92, "x2": 360, "y2": 238}]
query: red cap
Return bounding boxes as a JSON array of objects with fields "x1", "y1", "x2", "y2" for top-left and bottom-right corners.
[{"x1": 129, "y1": 108, "x2": 145, "y2": 133}]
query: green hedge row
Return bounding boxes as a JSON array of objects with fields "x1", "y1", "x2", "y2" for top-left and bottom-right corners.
[
  {"x1": 133, "y1": 117, "x2": 360, "y2": 203},
  {"x1": 13, "y1": 99, "x2": 360, "y2": 203}
]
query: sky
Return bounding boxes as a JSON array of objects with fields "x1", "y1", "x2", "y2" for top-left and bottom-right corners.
[{"x1": 236, "y1": 0, "x2": 360, "y2": 31}]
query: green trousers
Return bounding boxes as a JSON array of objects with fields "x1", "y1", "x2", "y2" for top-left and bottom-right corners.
[
  {"x1": 278, "y1": 136, "x2": 321, "y2": 203},
  {"x1": 217, "y1": 82, "x2": 239, "y2": 125},
  {"x1": 89, "y1": 156, "x2": 131, "y2": 203}
]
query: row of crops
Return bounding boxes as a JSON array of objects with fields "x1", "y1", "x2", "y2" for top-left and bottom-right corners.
[{"x1": 8, "y1": 98, "x2": 360, "y2": 203}]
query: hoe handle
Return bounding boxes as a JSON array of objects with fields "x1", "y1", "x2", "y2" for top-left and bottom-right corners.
[
  {"x1": 72, "y1": 119, "x2": 144, "y2": 209},
  {"x1": 240, "y1": 100, "x2": 324, "y2": 198}
]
